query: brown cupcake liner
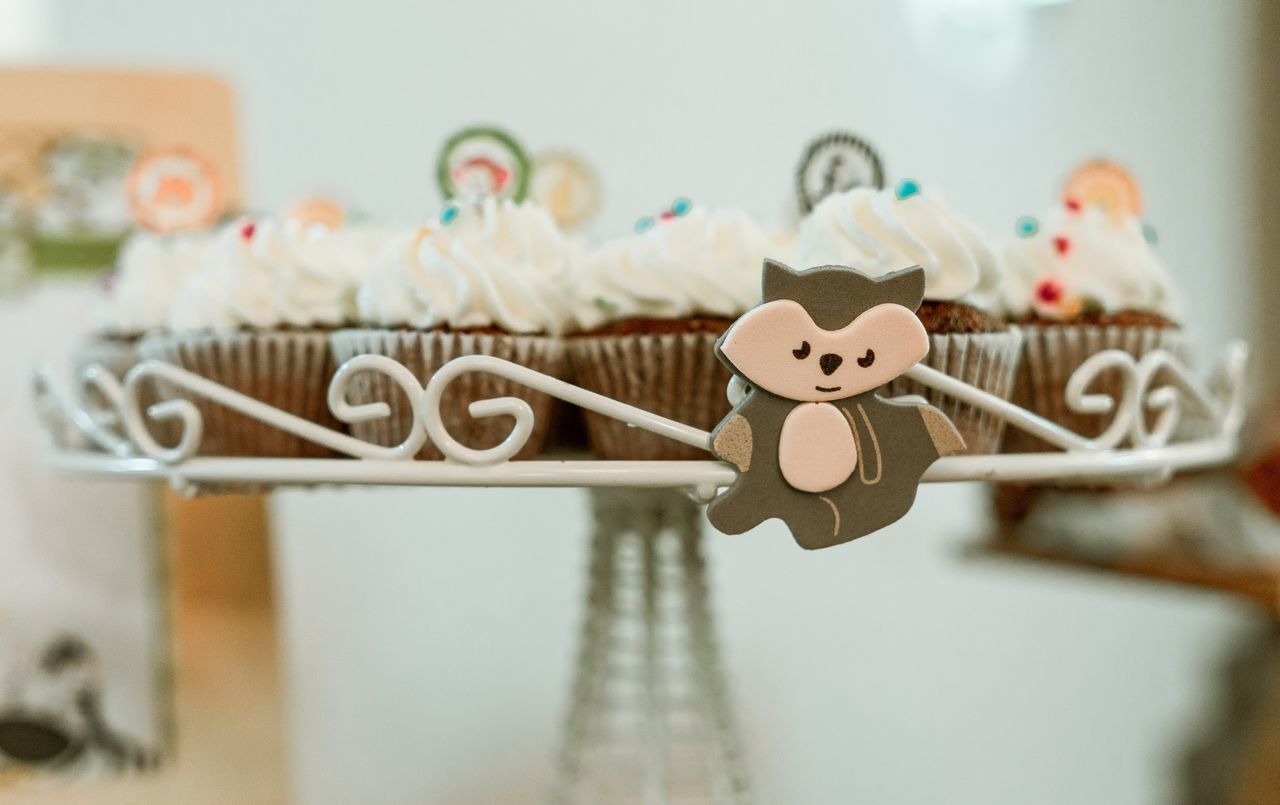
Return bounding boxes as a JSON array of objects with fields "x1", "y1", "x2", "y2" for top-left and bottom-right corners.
[
  {"x1": 329, "y1": 329, "x2": 566, "y2": 460},
  {"x1": 567, "y1": 332, "x2": 730, "y2": 460},
  {"x1": 137, "y1": 330, "x2": 340, "y2": 458},
  {"x1": 1003, "y1": 324, "x2": 1188, "y2": 452},
  {"x1": 882, "y1": 330, "x2": 1025, "y2": 455}
]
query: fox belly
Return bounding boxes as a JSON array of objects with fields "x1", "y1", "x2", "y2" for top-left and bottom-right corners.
[{"x1": 778, "y1": 403, "x2": 857, "y2": 493}]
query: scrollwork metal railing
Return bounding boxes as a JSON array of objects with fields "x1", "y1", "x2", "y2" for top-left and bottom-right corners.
[{"x1": 33, "y1": 341, "x2": 1250, "y2": 490}]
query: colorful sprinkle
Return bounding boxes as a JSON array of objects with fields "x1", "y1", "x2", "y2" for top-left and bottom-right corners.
[
  {"x1": 894, "y1": 178, "x2": 921, "y2": 200},
  {"x1": 440, "y1": 204, "x2": 460, "y2": 225},
  {"x1": 1065, "y1": 197, "x2": 1082, "y2": 213},
  {"x1": 239, "y1": 220, "x2": 256, "y2": 241},
  {"x1": 1035, "y1": 278, "x2": 1065, "y2": 305},
  {"x1": 634, "y1": 215, "x2": 655, "y2": 234},
  {"x1": 1015, "y1": 216, "x2": 1039, "y2": 238},
  {"x1": 1052, "y1": 235, "x2": 1071, "y2": 257},
  {"x1": 1142, "y1": 223, "x2": 1158, "y2": 245},
  {"x1": 671, "y1": 196, "x2": 692, "y2": 216}
]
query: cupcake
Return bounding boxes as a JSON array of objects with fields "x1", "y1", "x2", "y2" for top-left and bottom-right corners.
[
  {"x1": 138, "y1": 217, "x2": 382, "y2": 457},
  {"x1": 795, "y1": 180, "x2": 1023, "y2": 454},
  {"x1": 334, "y1": 197, "x2": 575, "y2": 460},
  {"x1": 567, "y1": 200, "x2": 791, "y2": 460},
  {"x1": 997, "y1": 199, "x2": 1184, "y2": 448},
  {"x1": 81, "y1": 230, "x2": 209, "y2": 379}
]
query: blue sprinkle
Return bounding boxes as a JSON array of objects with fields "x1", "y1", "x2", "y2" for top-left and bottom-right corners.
[
  {"x1": 634, "y1": 215, "x2": 655, "y2": 234},
  {"x1": 1142, "y1": 223, "x2": 1158, "y2": 245},
  {"x1": 1015, "y1": 215, "x2": 1039, "y2": 238},
  {"x1": 671, "y1": 197, "x2": 692, "y2": 216},
  {"x1": 895, "y1": 178, "x2": 921, "y2": 200},
  {"x1": 441, "y1": 204, "x2": 460, "y2": 225}
]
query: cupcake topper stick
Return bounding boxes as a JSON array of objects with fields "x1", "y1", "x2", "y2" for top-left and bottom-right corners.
[
  {"x1": 435, "y1": 125, "x2": 531, "y2": 205},
  {"x1": 126, "y1": 146, "x2": 222, "y2": 234},
  {"x1": 795, "y1": 131, "x2": 885, "y2": 214},
  {"x1": 707, "y1": 260, "x2": 966, "y2": 550}
]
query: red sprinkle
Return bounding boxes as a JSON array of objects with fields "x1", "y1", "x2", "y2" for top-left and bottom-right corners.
[
  {"x1": 1065, "y1": 198, "x2": 1082, "y2": 213},
  {"x1": 1036, "y1": 279, "x2": 1064, "y2": 304},
  {"x1": 1053, "y1": 235, "x2": 1071, "y2": 256},
  {"x1": 240, "y1": 221, "x2": 256, "y2": 241},
  {"x1": 659, "y1": 210, "x2": 676, "y2": 221}
]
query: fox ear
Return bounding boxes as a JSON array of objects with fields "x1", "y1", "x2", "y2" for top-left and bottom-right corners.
[
  {"x1": 761, "y1": 258, "x2": 802, "y2": 303},
  {"x1": 877, "y1": 265, "x2": 927, "y2": 312}
]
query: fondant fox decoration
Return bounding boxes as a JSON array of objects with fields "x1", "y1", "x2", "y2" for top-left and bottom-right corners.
[{"x1": 708, "y1": 260, "x2": 965, "y2": 549}]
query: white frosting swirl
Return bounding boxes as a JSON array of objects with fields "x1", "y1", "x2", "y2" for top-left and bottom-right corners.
[
  {"x1": 167, "y1": 219, "x2": 383, "y2": 332},
  {"x1": 572, "y1": 207, "x2": 792, "y2": 330},
  {"x1": 355, "y1": 198, "x2": 577, "y2": 334},
  {"x1": 795, "y1": 186, "x2": 1002, "y2": 311},
  {"x1": 997, "y1": 204, "x2": 1181, "y2": 321},
  {"x1": 92, "y1": 232, "x2": 208, "y2": 335}
]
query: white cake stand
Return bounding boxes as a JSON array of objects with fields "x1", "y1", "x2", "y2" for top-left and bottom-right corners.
[{"x1": 32, "y1": 341, "x2": 1249, "y2": 804}]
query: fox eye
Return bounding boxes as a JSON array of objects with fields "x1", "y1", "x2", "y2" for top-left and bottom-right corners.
[
  {"x1": 792, "y1": 341, "x2": 811, "y2": 359},
  {"x1": 857, "y1": 348, "x2": 875, "y2": 368}
]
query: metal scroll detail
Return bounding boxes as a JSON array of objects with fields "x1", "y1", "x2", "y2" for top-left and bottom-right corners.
[{"x1": 33, "y1": 343, "x2": 1250, "y2": 485}]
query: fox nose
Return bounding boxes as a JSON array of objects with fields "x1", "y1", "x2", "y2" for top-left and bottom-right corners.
[{"x1": 819, "y1": 353, "x2": 843, "y2": 376}]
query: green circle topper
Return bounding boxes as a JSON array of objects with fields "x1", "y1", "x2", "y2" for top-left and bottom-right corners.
[
  {"x1": 435, "y1": 126, "x2": 531, "y2": 203},
  {"x1": 795, "y1": 131, "x2": 885, "y2": 214}
]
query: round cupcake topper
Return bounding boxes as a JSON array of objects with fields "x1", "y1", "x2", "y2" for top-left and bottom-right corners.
[
  {"x1": 1063, "y1": 159, "x2": 1141, "y2": 221},
  {"x1": 795, "y1": 131, "x2": 885, "y2": 214},
  {"x1": 126, "y1": 147, "x2": 222, "y2": 234},
  {"x1": 287, "y1": 196, "x2": 345, "y2": 230},
  {"x1": 436, "y1": 126, "x2": 530, "y2": 203},
  {"x1": 530, "y1": 151, "x2": 601, "y2": 231}
]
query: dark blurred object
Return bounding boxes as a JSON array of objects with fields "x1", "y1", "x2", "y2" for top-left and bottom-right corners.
[
  {"x1": 1180, "y1": 622, "x2": 1280, "y2": 805},
  {"x1": 983, "y1": 472, "x2": 1280, "y2": 615},
  {"x1": 1242, "y1": 397, "x2": 1280, "y2": 519},
  {"x1": 1244, "y1": 452, "x2": 1280, "y2": 519}
]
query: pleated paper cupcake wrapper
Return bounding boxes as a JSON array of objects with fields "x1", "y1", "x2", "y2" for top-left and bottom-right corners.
[
  {"x1": 329, "y1": 329, "x2": 566, "y2": 460},
  {"x1": 1004, "y1": 324, "x2": 1188, "y2": 453},
  {"x1": 882, "y1": 330, "x2": 1025, "y2": 455},
  {"x1": 137, "y1": 331, "x2": 340, "y2": 458},
  {"x1": 567, "y1": 332, "x2": 732, "y2": 461}
]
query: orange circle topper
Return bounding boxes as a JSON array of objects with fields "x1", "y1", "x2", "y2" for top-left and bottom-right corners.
[
  {"x1": 1062, "y1": 159, "x2": 1141, "y2": 221},
  {"x1": 126, "y1": 147, "x2": 222, "y2": 234},
  {"x1": 287, "y1": 197, "x2": 346, "y2": 231}
]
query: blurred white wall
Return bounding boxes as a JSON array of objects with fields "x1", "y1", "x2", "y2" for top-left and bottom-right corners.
[
  {"x1": 0, "y1": 0, "x2": 49, "y2": 56},
  {"x1": 43, "y1": 1, "x2": 1261, "y2": 803}
]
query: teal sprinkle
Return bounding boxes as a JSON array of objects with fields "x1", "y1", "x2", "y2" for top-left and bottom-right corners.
[
  {"x1": 895, "y1": 178, "x2": 921, "y2": 200},
  {"x1": 1015, "y1": 215, "x2": 1039, "y2": 238},
  {"x1": 593, "y1": 296, "x2": 618, "y2": 311},
  {"x1": 671, "y1": 197, "x2": 692, "y2": 216},
  {"x1": 634, "y1": 215, "x2": 656, "y2": 234},
  {"x1": 441, "y1": 204, "x2": 460, "y2": 225},
  {"x1": 1142, "y1": 223, "x2": 1158, "y2": 245}
]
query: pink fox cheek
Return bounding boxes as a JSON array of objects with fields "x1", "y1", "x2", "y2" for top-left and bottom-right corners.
[
  {"x1": 840, "y1": 304, "x2": 929, "y2": 388},
  {"x1": 719, "y1": 300, "x2": 820, "y2": 399}
]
